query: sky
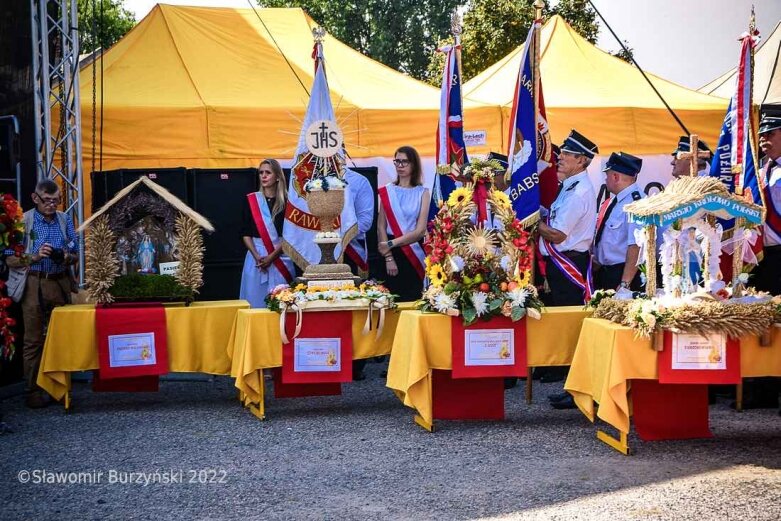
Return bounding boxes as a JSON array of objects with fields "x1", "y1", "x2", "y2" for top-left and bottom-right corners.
[{"x1": 123, "y1": 0, "x2": 781, "y2": 90}]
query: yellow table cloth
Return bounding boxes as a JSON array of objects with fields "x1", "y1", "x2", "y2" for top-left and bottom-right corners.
[
  {"x1": 228, "y1": 303, "x2": 414, "y2": 405},
  {"x1": 565, "y1": 318, "x2": 781, "y2": 435},
  {"x1": 386, "y1": 306, "x2": 592, "y2": 426},
  {"x1": 38, "y1": 300, "x2": 250, "y2": 401}
]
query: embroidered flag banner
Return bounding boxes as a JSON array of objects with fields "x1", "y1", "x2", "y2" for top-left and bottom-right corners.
[
  {"x1": 282, "y1": 37, "x2": 358, "y2": 269},
  {"x1": 506, "y1": 23, "x2": 540, "y2": 224},
  {"x1": 95, "y1": 303, "x2": 168, "y2": 380},
  {"x1": 709, "y1": 28, "x2": 764, "y2": 276},
  {"x1": 451, "y1": 316, "x2": 527, "y2": 379},
  {"x1": 431, "y1": 43, "x2": 468, "y2": 221}
]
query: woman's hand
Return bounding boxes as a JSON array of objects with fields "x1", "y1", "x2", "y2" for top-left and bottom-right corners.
[
  {"x1": 378, "y1": 242, "x2": 390, "y2": 257},
  {"x1": 385, "y1": 255, "x2": 398, "y2": 276},
  {"x1": 259, "y1": 256, "x2": 272, "y2": 270}
]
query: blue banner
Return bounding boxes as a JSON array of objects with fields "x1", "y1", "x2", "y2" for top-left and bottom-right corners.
[{"x1": 506, "y1": 26, "x2": 539, "y2": 223}]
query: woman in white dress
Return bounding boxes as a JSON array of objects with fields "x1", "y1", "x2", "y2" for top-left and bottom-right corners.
[
  {"x1": 239, "y1": 159, "x2": 295, "y2": 308},
  {"x1": 377, "y1": 146, "x2": 430, "y2": 302}
]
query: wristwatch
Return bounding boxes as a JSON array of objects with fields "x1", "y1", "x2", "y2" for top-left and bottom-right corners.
[{"x1": 386, "y1": 239, "x2": 394, "y2": 248}]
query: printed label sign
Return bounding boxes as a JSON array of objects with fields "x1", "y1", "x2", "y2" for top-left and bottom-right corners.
[
  {"x1": 293, "y1": 338, "x2": 342, "y2": 372},
  {"x1": 671, "y1": 333, "x2": 727, "y2": 370},
  {"x1": 464, "y1": 329, "x2": 514, "y2": 366},
  {"x1": 464, "y1": 130, "x2": 487, "y2": 147},
  {"x1": 159, "y1": 261, "x2": 180, "y2": 276},
  {"x1": 108, "y1": 332, "x2": 157, "y2": 368}
]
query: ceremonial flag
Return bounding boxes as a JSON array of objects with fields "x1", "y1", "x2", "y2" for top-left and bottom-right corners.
[
  {"x1": 282, "y1": 38, "x2": 359, "y2": 268},
  {"x1": 431, "y1": 43, "x2": 468, "y2": 221},
  {"x1": 709, "y1": 28, "x2": 763, "y2": 269},
  {"x1": 506, "y1": 24, "x2": 539, "y2": 224}
]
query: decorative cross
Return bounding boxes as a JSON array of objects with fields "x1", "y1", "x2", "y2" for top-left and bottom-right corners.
[{"x1": 676, "y1": 134, "x2": 710, "y2": 176}]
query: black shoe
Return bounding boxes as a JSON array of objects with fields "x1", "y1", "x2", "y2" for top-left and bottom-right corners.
[
  {"x1": 504, "y1": 378, "x2": 518, "y2": 390},
  {"x1": 551, "y1": 395, "x2": 576, "y2": 410},
  {"x1": 25, "y1": 392, "x2": 51, "y2": 409},
  {"x1": 548, "y1": 391, "x2": 569, "y2": 403}
]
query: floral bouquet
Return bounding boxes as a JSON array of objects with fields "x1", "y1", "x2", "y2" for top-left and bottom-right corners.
[
  {"x1": 0, "y1": 193, "x2": 25, "y2": 359},
  {"x1": 419, "y1": 159, "x2": 542, "y2": 325},
  {"x1": 266, "y1": 280, "x2": 396, "y2": 312}
]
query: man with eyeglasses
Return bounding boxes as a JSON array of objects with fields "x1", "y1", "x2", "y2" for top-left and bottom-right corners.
[{"x1": 5, "y1": 179, "x2": 78, "y2": 408}]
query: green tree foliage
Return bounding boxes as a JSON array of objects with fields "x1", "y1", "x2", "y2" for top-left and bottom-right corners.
[
  {"x1": 259, "y1": 0, "x2": 460, "y2": 80},
  {"x1": 77, "y1": 0, "x2": 135, "y2": 54},
  {"x1": 610, "y1": 40, "x2": 635, "y2": 63},
  {"x1": 426, "y1": 0, "x2": 600, "y2": 85}
]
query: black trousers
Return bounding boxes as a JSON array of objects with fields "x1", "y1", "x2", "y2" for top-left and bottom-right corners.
[
  {"x1": 752, "y1": 246, "x2": 781, "y2": 295},
  {"x1": 544, "y1": 252, "x2": 590, "y2": 306},
  {"x1": 594, "y1": 263, "x2": 642, "y2": 292}
]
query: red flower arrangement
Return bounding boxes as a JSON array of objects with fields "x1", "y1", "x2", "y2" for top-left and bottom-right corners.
[{"x1": 0, "y1": 193, "x2": 25, "y2": 359}]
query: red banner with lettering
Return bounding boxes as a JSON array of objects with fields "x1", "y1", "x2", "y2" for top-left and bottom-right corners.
[
  {"x1": 451, "y1": 316, "x2": 527, "y2": 379},
  {"x1": 281, "y1": 311, "x2": 352, "y2": 384}
]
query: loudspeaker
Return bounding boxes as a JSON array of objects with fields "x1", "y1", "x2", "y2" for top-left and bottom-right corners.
[
  {"x1": 188, "y1": 168, "x2": 258, "y2": 263},
  {"x1": 91, "y1": 167, "x2": 188, "y2": 213},
  {"x1": 0, "y1": 115, "x2": 19, "y2": 176}
]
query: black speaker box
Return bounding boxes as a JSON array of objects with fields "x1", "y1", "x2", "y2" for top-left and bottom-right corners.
[
  {"x1": 188, "y1": 168, "x2": 258, "y2": 263},
  {"x1": 91, "y1": 167, "x2": 188, "y2": 213}
]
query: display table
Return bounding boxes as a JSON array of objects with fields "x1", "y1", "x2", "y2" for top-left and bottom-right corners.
[
  {"x1": 386, "y1": 306, "x2": 592, "y2": 431},
  {"x1": 565, "y1": 318, "x2": 781, "y2": 454},
  {"x1": 227, "y1": 303, "x2": 414, "y2": 419},
  {"x1": 38, "y1": 300, "x2": 250, "y2": 407}
]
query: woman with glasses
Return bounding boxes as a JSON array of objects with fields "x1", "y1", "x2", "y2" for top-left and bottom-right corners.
[
  {"x1": 239, "y1": 159, "x2": 295, "y2": 308},
  {"x1": 377, "y1": 146, "x2": 430, "y2": 301}
]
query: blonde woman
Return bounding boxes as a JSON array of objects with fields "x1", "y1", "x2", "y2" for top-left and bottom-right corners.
[{"x1": 239, "y1": 159, "x2": 295, "y2": 307}]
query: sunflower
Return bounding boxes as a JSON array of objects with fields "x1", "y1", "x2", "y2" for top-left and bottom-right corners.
[
  {"x1": 516, "y1": 269, "x2": 532, "y2": 287},
  {"x1": 447, "y1": 186, "x2": 473, "y2": 207},
  {"x1": 428, "y1": 263, "x2": 447, "y2": 287},
  {"x1": 491, "y1": 190, "x2": 511, "y2": 209},
  {"x1": 464, "y1": 227, "x2": 496, "y2": 257}
]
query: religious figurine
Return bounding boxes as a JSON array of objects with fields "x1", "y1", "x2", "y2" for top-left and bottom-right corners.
[{"x1": 136, "y1": 235, "x2": 157, "y2": 274}]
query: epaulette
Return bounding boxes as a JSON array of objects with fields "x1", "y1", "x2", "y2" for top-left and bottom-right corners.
[
  {"x1": 631, "y1": 191, "x2": 642, "y2": 201},
  {"x1": 565, "y1": 180, "x2": 579, "y2": 192}
]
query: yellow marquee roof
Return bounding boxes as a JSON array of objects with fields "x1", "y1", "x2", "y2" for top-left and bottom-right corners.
[
  {"x1": 699, "y1": 20, "x2": 781, "y2": 106},
  {"x1": 463, "y1": 15, "x2": 729, "y2": 155},
  {"x1": 80, "y1": 4, "x2": 502, "y2": 172}
]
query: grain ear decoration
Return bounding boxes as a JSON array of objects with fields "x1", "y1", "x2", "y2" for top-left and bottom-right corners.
[
  {"x1": 174, "y1": 213, "x2": 205, "y2": 295},
  {"x1": 594, "y1": 297, "x2": 776, "y2": 339},
  {"x1": 85, "y1": 215, "x2": 119, "y2": 304}
]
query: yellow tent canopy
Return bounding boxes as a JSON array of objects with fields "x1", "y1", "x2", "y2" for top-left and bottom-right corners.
[
  {"x1": 80, "y1": 4, "x2": 502, "y2": 172},
  {"x1": 463, "y1": 15, "x2": 729, "y2": 155},
  {"x1": 700, "y1": 20, "x2": 781, "y2": 106}
]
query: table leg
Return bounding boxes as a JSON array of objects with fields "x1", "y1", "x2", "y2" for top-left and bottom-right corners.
[
  {"x1": 735, "y1": 382, "x2": 743, "y2": 412},
  {"x1": 63, "y1": 372, "x2": 72, "y2": 412},
  {"x1": 525, "y1": 370, "x2": 533, "y2": 404},
  {"x1": 414, "y1": 414, "x2": 434, "y2": 432},
  {"x1": 597, "y1": 428, "x2": 630, "y2": 455}
]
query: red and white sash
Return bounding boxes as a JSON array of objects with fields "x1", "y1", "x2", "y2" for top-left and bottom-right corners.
[
  {"x1": 378, "y1": 186, "x2": 426, "y2": 280},
  {"x1": 763, "y1": 162, "x2": 781, "y2": 239},
  {"x1": 247, "y1": 193, "x2": 294, "y2": 283},
  {"x1": 541, "y1": 216, "x2": 593, "y2": 303},
  {"x1": 344, "y1": 241, "x2": 369, "y2": 276}
]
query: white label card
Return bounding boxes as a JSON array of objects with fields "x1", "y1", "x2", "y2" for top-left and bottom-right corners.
[
  {"x1": 159, "y1": 261, "x2": 180, "y2": 276},
  {"x1": 671, "y1": 333, "x2": 727, "y2": 370},
  {"x1": 464, "y1": 130, "x2": 487, "y2": 146},
  {"x1": 464, "y1": 329, "x2": 514, "y2": 366},
  {"x1": 293, "y1": 338, "x2": 341, "y2": 372},
  {"x1": 108, "y1": 332, "x2": 157, "y2": 368}
]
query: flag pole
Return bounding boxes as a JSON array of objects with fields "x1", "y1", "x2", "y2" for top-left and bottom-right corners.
[{"x1": 533, "y1": 1, "x2": 543, "y2": 143}]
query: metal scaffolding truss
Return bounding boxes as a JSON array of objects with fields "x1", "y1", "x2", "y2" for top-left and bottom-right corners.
[{"x1": 30, "y1": 0, "x2": 85, "y2": 282}]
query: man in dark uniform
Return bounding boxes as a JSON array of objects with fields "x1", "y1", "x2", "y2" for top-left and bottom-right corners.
[{"x1": 593, "y1": 152, "x2": 644, "y2": 291}]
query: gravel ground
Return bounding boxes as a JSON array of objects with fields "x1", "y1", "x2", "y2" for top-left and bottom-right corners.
[{"x1": 1, "y1": 361, "x2": 780, "y2": 520}]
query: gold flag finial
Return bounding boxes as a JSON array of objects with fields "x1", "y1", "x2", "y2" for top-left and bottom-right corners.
[
  {"x1": 749, "y1": 5, "x2": 756, "y2": 34},
  {"x1": 534, "y1": 0, "x2": 545, "y2": 19},
  {"x1": 450, "y1": 10, "x2": 462, "y2": 37},
  {"x1": 312, "y1": 26, "x2": 326, "y2": 43}
]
